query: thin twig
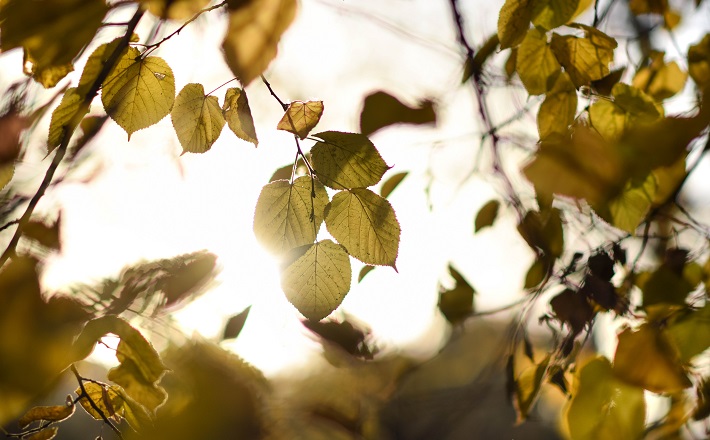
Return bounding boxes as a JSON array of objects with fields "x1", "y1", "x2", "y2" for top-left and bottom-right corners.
[
  {"x1": 142, "y1": 0, "x2": 228, "y2": 54},
  {"x1": 261, "y1": 75, "x2": 288, "y2": 110},
  {"x1": 71, "y1": 365, "x2": 124, "y2": 439},
  {"x1": 206, "y1": 77, "x2": 238, "y2": 96}
]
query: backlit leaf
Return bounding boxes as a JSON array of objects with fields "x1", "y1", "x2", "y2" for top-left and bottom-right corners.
[
  {"x1": 253, "y1": 176, "x2": 329, "y2": 255},
  {"x1": 359, "y1": 91, "x2": 436, "y2": 136},
  {"x1": 222, "y1": 0, "x2": 297, "y2": 86},
  {"x1": 474, "y1": 199, "x2": 500, "y2": 233},
  {"x1": 325, "y1": 188, "x2": 400, "y2": 267},
  {"x1": 550, "y1": 289, "x2": 594, "y2": 334},
  {"x1": 380, "y1": 171, "x2": 407, "y2": 199},
  {"x1": 613, "y1": 324, "x2": 691, "y2": 393},
  {"x1": 666, "y1": 305, "x2": 710, "y2": 363},
  {"x1": 281, "y1": 240, "x2": 352, "y2": 321},
  {"x1": 438, "y1": 264, "x2": 475, "y2": 324},
  {"x1": 497, "y1": 0, "x2": 536, "y2": 49},
  {"x1": 532, "y1": 0, "x2": 579, "y2": 30},
  {"x1": 277, "y1": 100, "x2": 324, "y2": 139},
  {"x1": 310, "y1": 131, "x2": 389, "y2": 190},
  {"x1": 47, "y1": 88, "x2": 87, "y2": 152},
  {"x1": 0, "y1": 164, "x2": 13, "y2": 191},
  {"x1": 537, "y1": 71, "x2": 577, "y2": 139},
  {"x1": 514, "y1": 355, "x2": 549, "y2": 422},
  {"x1": 76, "y1": 382, "x2": 123, "y2": 420},
  {"x1": 222, "y1": 87, "x2": 258, "y2": 146},
  {"x1": 77, "y1": 36, "x2": 134, "y2": 98},
  {"x1": 222, "y1": 305, "x2": 252, "y2": 340},
  {"x1": 107, "y1": 357, "x2": 167, "y2": 413},
  {"x1": 597, "y1": 172, "x2": 657, "y2": 233},
  {"x1": 141, "y1": 0, "x2": 211, "y2": 19},
  {"x1": 688, "y1": 34, "x2": 710, "y2": 88},
  {"x1": 358, "y1": 265, "x2": 375, "y2": 283},
  {"x1": 101, "y1": 47, "x2": 175, "y2": 139},
  {"x1": 589, "y1": 83, "x2": 661, "y2": 142},
  {"x1": 633, "y1": 60, "x2": 688, "y2": 101},
  {"x1": 591, "y1": 67, "x2": 625, "y2": 96},
  {"x1": 550, "y1": 26, "x2": 617, "y2": 88},
  {"x1": 516, "y1": 27, "x2": 561, "y2": 95},
  {"x1": 566, "y1": 357, "x2": 645, "y2": 440},
  {"x1": 171, "y1": 83, "x2": 225, "y2": 154},
  {"x1": 18, "y1": 404, "x2": 75, "y2": 429},
  {"x1": 25, "y1": 427, "x2": 58, "y2": 440},
  {"x1": 116, "y1": 388, "x2": 153, "y2": 431}
]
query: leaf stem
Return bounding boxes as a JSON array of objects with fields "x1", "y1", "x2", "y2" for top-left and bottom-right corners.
[{"x1": 206, "y1": 77, "x2": 238, "y2": 96}]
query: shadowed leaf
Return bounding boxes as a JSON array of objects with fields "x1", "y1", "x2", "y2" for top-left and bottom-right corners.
[
  {"x1": 550, "y1": 25, "x2": 616, "y2": 88},
  {"x1": 497, "y1": 0, "x2": 536, "y2": 49},
  {"x1": 223, "y1": 306, "x2": 252, "y2": 340},
  {"x1": 516, "y1": 27, "x2": 561, "y2": 95},
  {"x1": 222, "y1": 87, "x2": 258, "y2": 146},
  {"x1": 438, "y1": 264, "x2": 475, "y2": 324},
  {"x1": 380, "y1": 172, "x2": 407, "y2": 199},
  {"x1": 359, "y1": 91, "x2": 435, "y2": 136},
  {"x1": 537, "y1": 71, "x2": 577, "y2": 139}
]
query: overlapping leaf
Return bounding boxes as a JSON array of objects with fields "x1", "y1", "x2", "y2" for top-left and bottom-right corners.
[
  {"x1": 222, "y1": 87, "x2": 258, "y2": 146},
  {"x1": 515, "y1": 356, "x2": 549, "y2": 421},
  {"x1": 666, "y1": 305, "x2": 710, "y2": 363},
  {"x1": 324, "y1": 188, "x2": 400, "y2": 267},
  {"x1": 532, "y1": 0, "x2": 580, "y2": 30},
  {"x1": 171, "y1": 83, "x2": 225, "y2": 154},
  {"x1": 550, "y1": 25, "x2": 617, "y2": 88},
  {"x1": 76, "y1": 382, "x2": 123, "y2": 421},
  {"x1": 516, "y1": 27, "x2": 561, "y2": 95},
  {"x1": 281, "y1": 240, "x2": 352, "y2": 321},
  {"x1": 633, "y1": 58, "x2": 688, "y2": 101},
  {"x1": 277, "y1": 101, "x2": 324, "y2": 139},
  {"x1": 537, "y1": 71, "x2": 577, "y2": 139},
  {"x1": 597, "y1": 173, "x2": 657, "y2": 233},
  {"x1": 101, "y1": 47, "x2": 175, "y2": 139},
  {"x1": 688, "y1": 34, "x2": 710, "y2": 88},
  {"x1": 589, "y1": 83, "x2": 662, "y2": 142},
  {"x1": 310, "y1": 131, "x2": 389, "y2": 189},
  {"x1": 497, "y1": 0, "x2": 536, "y2": 49},
  {"x1": 253, "y1": 176, "x2": 329, "y2": 255}
]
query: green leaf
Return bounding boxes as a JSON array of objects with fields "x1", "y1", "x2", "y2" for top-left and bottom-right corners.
[
  {"x1": 171, "y1": 83, "x2": 226, "y2": 154},
  {"x1": 532, "y1": 0, "x2": 579, "y2": 30},
  {"x1": 550, "y1": 26, "x2": 617, "y2": 88},
  {"x1": 666, "y1": 305, "x2": 710, "y2": 363},
  {"x1": 310, "y1": 131, "x2": 389, "y2": 190},
  {"x1": 358, "y1": 265, "x2": 375, "y2": 283},
  {"x1": 325, "y1": 188, "x2": 400, "y2": 267},
  {"x1": 359, "y1": 91, "x2": 436, "y2": 136},
  {"x1": 516, "y1": 27, "x2": 562, "y2": 95},
  {"x1": 18, "y1": 404, "x2": 75, "y2": 429},
  {"x1": 222, "y1": 0, "x2": 297, "y2": 86},
  {"x1": 222, "y1": 87, "x2": 258, "y2": 146},
  {"x1": 474, "y1": 199, "x2": 500, "y2": 233},
  {"x1": 438, "y1": 264, "x2": 475, "y2": 324},
  {"x1": 277, "y1": 100, "x2": 324, "y2": 140},
  {"x1": 281, "y1": 240, "x2": 352, "y2": 321},
  {"x1": 47, "y1": 88, "x2": 87, "y2": 152},
  {"x1": 101, "y1": 47, "x2": 175, "y2": 139},
  {"x1": 537, "y1": 71, "x2": 577, "y2": 139},
  {"x1": 566, "y1": 357, "x2": 645, "y2": 440},
  {"x1": 380, "y1": 171, "x2": 407, "y2": 199},
  {"x1": 222, "y1": 305, "x2": 252, "y2": 340},
  {"x1": 75, "y1": 382, "x2": 124, "y2": 420},
  {"x1": 253, "y1": 176, "x2": 329, "y2": 255},
  {"x1": 497, "y1": 0, "x2": 536, "y2": 49}
]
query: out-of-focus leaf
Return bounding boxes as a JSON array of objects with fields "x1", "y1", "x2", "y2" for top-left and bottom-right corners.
[
  {"x1": 591, "y1": 67, "x2": 625, "y2": 96},
  {"x1": 638, "y1": 252, "x2": 695, "y2": 307},
  {"x1": 277, "y1": 101, "x2": 324, "y2": 139},
  {"x1": 325, "y1": 188, "x2": 400, "y2": 268},
  {"x1": 597, "y1": 172, "x2": 657, "y2": 233},
  {"x1": 532, "y1": 0, "x2": 579, "y2": 30},
  {"x1": 253, "y1": 176, "x2": 329, "y2": 255},
  {"x1": 613, "y1": 324, "x2": 691, "y2": 393},
  {"x1": 358, "y1": 265, "x2": 375, "y2": 283},
  {"x1": 171, "y1": 83, "x2": 225, "y2": 154},
  {"x1": 23, "y1": 217, "x2": 61, "y2": 251},
  {"x1": 463, "y1": 33, "x2": 499, "y2": 83},
  {"x1": 497, "y1": 0, "x2": 536, "y2": 49},
  {"x1": 551, "y1": 289, "x2": 594, "y2": 334},
  {"x1": 222, "y1": 87, "x2": 258, "y2": 146},
  {"x1": 222, "y1": 0, "x2": 297, "y2": 86},
  {"x1": 380, "y1": 172, "x2": 407, "y2": 199},
  {"x1": 223, "y1": 306, "x2": 252, "y2": 340},
  {"x1": 514, "y1": 355, "x2": 549, "y2": 422},
  {"x1": 75, "y1": 382, "x2": 123, "y2": 420},
  {"x1": 141, "y1": 0, "x2": 211, "y2": 19},
  {"x1": 310, "y1": 131, "x2": 389, "y2": 190},
  {"x1": 160, "y1": 251, "x2": 218, "y2": 308},
  {"x1": 18, "y1": 404, "x2": 74, "y2": 429},
  {"x1": 633, "y1": 60, "x2": 688, "y2": 101},
  {"x1": 666, "y1": 305, "x2": 710, "y2": 363},
  {"x1": 108, "y1": 358, "x2": 167, "y2": 413},
  {"x1": 474, "y1": 199, "x2": 500, "y2": 233},
  {"x1": 438, "y1": 264, "x2": 475, "y2": 324},
  {"x1": 303, "y1": 317, "x2": 375, "y2": 359},
  {"x1": 524, "y1": 257, "x2": 550, "y2": 289},
  {"x1": 359, "y1": 91, "x2": 436, "y2": 136},
  {"x1": 537, "y1": 71, "x2": 577, "y2": 139},
  {"x1": 550, "y1": 25, "x2": 617, "y2": 88},
  {"x1": 25, "y1": 427, "x2": 58, "y2": 440},
  {"x1": 281, "y1": 240, "x2": 352, "y2": 321},
  {"x1": 47, "y1": 88, "x2": 87, "y2": 152},
  {"x1": 516, "y1": 27, "x2": 561, "y2": 95},
  {"x1": 589, "y1": 83, "x2": 662, "y2": 142},
  {"x1": 688, "y1": 34, "x2": 710, "y2": 88},
  {"x1": 516, "y1": 208, "x2": 564, "y2": 259}
]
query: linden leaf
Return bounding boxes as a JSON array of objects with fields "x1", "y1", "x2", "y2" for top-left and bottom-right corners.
[
  {"x1": 115, "y1": 388, "x2": 153, "y2": 431},
  {"x1": 25, "y1": 427, "x2": 58, "y2": 440},
  {"x1": 222, "y1": 87, "x2": 258, "y2": 146},
  {"x1": 358, "y1": 265, "x2": 375, "y2": 283},
  {"x1": 101, "y1": 47, "x2": 175, "y2": 139},
  {"x1": 497, "y1": 0, "x2": 536, "y2": 49},
  {"x1": 550, "y1": 26, "x2": 617, "y2": 88},
  {"x1": 325, "y1": 188, "x2": 400, "y2": 267},
  {"x1": 75, "y1": 382, "x2": 124, "y2": 420},
  {"x1": 380, "y1": 171, "x2": 407, "y2": 199},
  {"x1": 596, "y1": 173, "x2": 657, "y2": 233},
  {"x1": 310, "y1": 131, "x2": 389, "y2": 190},
  {"x1": 515, "y1": 356, "x2": 549, "y2": 422},
  {"x1": 253, "y1": 176, "x2": 329, "y2": 255},
  {"x1": 78, "y1": 37, "x2": 131, "y2": 98},
  {"x1": 438, "y1": 264, "x2": 475, "y2": 324},
  {"x1": 222, "y1": 0, "x2": 297, "y2": 86},
  {"x1": 359, "y1": 91, "x2": 436, "y2": 136},
  {"x1": 666, "y1": 305, "x2": 710, "y2": 363},
  {"x1": 537, "y1": 71, "x2": 577, "y2": 139},
  {"x1": 107, "y1": 358, "x2": 167, "y2": 413},
  {"x1": 633, "y1": 60, "x2": 688, "y2": 101},
  {"x1": 613, "y1": 324, "x2": 691, "y2": 394},
  {"x1": 688, "y1": 34, "x2": 710, "y2": 88},
  {"x1": 516, "y1": 27, "x2": 562, "y2": 95},
  {"x1": 474, "y1": 199, "x2": 500, "y2": 232},
  {"x1": 141, "y1": 0, "x2": 211, "y2": 19},
  {"x1": 171, "y1": 83, "x2": 225, "y2": 154},
  {"x1": 281, "y1": 240, "x2": 352, "y2": 321},
  {"x1": 532, "y1": 0, "x2": 580, "y2": 30},
  {"x1": 18, "y1": 404, "x2": 75, "y2": 429},
  {"x1": 277, "y1": 100, "x2": 324, "y2": 139},
  {"x1": 566, "y1": 357, "x2": 645, "y2": 440},
  {"x1": 47, "y1": 88, "x2": 87, "y2": 152}
]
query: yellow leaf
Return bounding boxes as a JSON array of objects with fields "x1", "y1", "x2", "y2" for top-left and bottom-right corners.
[
  {"x1": 532, "y1": 0, "x2": 579, "y2": 30},
  {"x1": 47, "y1": 88, "x2": 87, "y2": 153},
  {"x1": 613, "y1": 324, "x2": 691, "y2": 394},
  {"x1": 666, "y1": 305, "x2": 710, "y2": 363},
  {"x1": 276, "y1": 100, "x2": 324, "y2": 140},
  {"x1": 107, "y1": 359, "x2": 167, "y2": 413},
  {"x1": 281, "y1": 240, "x2": 352, "y2": 321},
  {"x1": 18, "y1": 404, "x2": 75, "y2": 429},
  {"x1": 24, "y1": 61, "x2": 73, "y2": 89},
  {"x1": 76, "y1": 382, "x2": 124, "y2": 420},
  {"x1": 171, "y1": 83, "x2": 225, "y2": 154},
  {"x1": 253, "y1": 176, "x2": 329, "y2": 255},
  {"x1": 514, "y1": 355, "x2": 549, "y2": 422},
  {"x1": 550, "y1": 25, "x2": 617, "y2": 88},
  {"x1": 222, "y1": 0, "x2": 297, "y2": 86},
  {"x1": 497, "y1": 0, "x2": 536, "y2": 49},
  {"x1": 438, "y1": 264, "x2": 475, "y2": 324},
  {"x1": 310, "y1": 131, "x2": 389, "y2": 190},
  {"x1": 77, "y1": 37, "x2": 133, "y2": 99},
  {"x1": 629, "y1": 0, "x2": 667, "y2": 14},
  {"x1": 537, "y1": 71, "x2": 577, "y2": 139},
  {"x1": 0, "y1": 163, "x2": 16, "y2": 192},
  {"x1": 516, "y1": 27, "x2": 561, "y2": 95},
  {"x1": 652, "y1": 157, "x2": 686, "y2": 205},
  {"x1": 474, "y1": 199, "x2": 500, "y2": 232},
  {"x1": 114, "y1": 387, "x2": 153, "y2": 431},
  {"x1": 101, "y1": 47, "x2": 175, "y2": 139},
  {"x1": 222, "y1": 87, "x2": 258, "y2": 146},
  {"x1": 597, "y1": 172, "x2": 657, "y2": 233},
  {"x1": 325, "y1": 188, "x2": 400, "y2": 267},
  {"x1": 688, "y1": 34, "x2": 710, "y2": 88},
  {"x1": 589, "y1": 83, "x2": 661, "y2": 141},
  {"x1": 141, "y1": 0, "x2": 211, "y2": 19},
  {"x1": 0, "y1": 0, "x2": 108, "y2": 87},
  {"x1": 633, "y1": 60, "x2": 688, "y2": 101}
]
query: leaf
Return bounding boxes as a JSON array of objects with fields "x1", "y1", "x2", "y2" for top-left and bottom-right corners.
[
  {"x1": 280, "y1": 240, "x2": 352, "y2": 321},
  {"x1": 358, "y1": 265, "x2": 375, "y2": 283},
  {"x1": 171, "y1": 83, "x2": 225, "y2": 154},
  {"x1": 597, "y1": 172, "x2": 657, "y2": 233},
  {"x1": 324, "y1": 188, "x2": 400, "y2": 267},
  {"x1": 666, "y1": 305, "x2": 710, "y2": 363},
  {"x1": 524, "y1": 257, "x2": 550, "y2": 289},
  {"x1": 76, "y1": 382, "x2": 123, "y2": 420},
  {"x1": 107, "y1": 358, "x2": 167, "y2": 413},
  {"x1": 277, "y1": 101, "x2": 324, "y2": 139},
  {"x1": 77, "y1": 37, "x2": 132, "y2": 98},
  {"x1": 613, "y1": 324, "x2": 691, "y2": 393},
  {"x1": 497, "y1": 0, "x2": 536, "y2": 49},
  {"x1": 633, "y1": 60, "x2": 688, "y2": 101},
  {"x1": 0, "y1": 164, "x2": 13, "y2": 191},
  {"x1": 516, "y1": 27, "x2": 562, "y2": 95},
  {"x1": 591, "y1": 67, "x2": 625, "y2": 95},
  {"x1": 310, "y1": 131, "x2": 389, "y2": 190},
  {"x1": 359, "y1": 91, "x2": 436, "y2": 136},
  {"x1": 101, "y1": 47, "x2": 175, "y2": 139},
  {"x1": 550, "y1": 26, "x2": 617, "y2": 88},
  {"x1": 537, "y1": 71, "x2": 577, "y2": 139},
  {"x1": 222, "y1": 305, "x2": 252, "y2": 340},
  {"x1": 47, "y1": 88, "x2": 87, "y2": 152},
  {"x1": 222, "y1": 0, "x2": 297, "y2": 86},
  {"x1": 550, "y1": 289, "x2": 594, "y2": 334},
  {"x1": 18, "y1": 404, "x2": 75, "y2": 429},
  {"x1": 0, "y1": 0, "x2": 108, "y2": 87},
  {"x1": 116, "y1": 388, "x2": 153, "y2": 432},
  {"x1": 688, "y1": 34, "x2": 710, "y2": 88},
  {"x1": 141, "y1": 0, "x2": 211, "y2": 19},
  {"x1": 380, "y1": 172, "x2": 407, "y2": 199},
  {"x1": 253, "y1": 176, "x2": 329, "y2": 255},
  {"x1": 514, "y1": 356, "x2": 549, "y2": 422},
  {"x1": 302, "y1": 317, "x2": 374, "y2": 359},
  {"x1": 517, "y1": 208, "x2": 564, "y2": 258},
  {"x1": 222, "y1": 87, "x2": 258, "y2": 146},
  {"x1": 23, "y1": 217, "x2": 61, "y2": 251},
  {"x1": 532, "y1": 0, "x2": 580, "y2": 30},
  {"x1": 589, "y1": 83, "x2": 662, "y2": 142},
  {"x1": 474, "y1": 199, "x2": 500, "y2": 233},
  {"x1": 566, "y1": 357, "x2": 645, "y2": 440},
  {"x1": 25, "y1": 427, "x2": 59, "y2": 440},
  {"x1": 438, "y1": 264, "x2": 475, "y2": 324},
  {"x1": 463, "y1": 33, "x2": 500, "y2": 83}
]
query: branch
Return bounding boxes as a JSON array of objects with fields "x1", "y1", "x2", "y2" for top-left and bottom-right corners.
[
  {"x1": 142, "y1": 0, "x2": 228, "y2": 53},
  {"x1": 0, "y1": 7, "x2": 145, "y2": 270},
  {"x1": 71, "y1": 365, "x2": 124, "y2": 439}
]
